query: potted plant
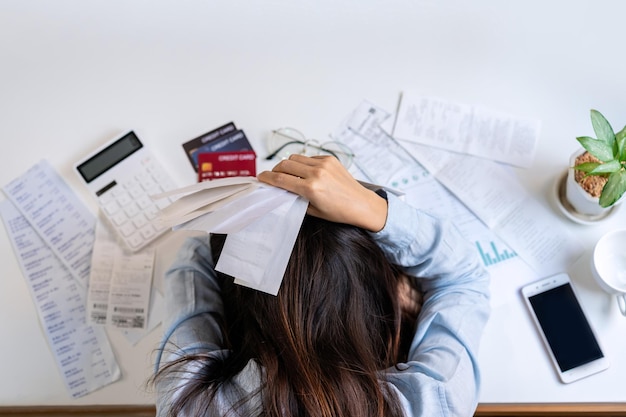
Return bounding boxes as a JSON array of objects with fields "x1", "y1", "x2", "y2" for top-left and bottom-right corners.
[{"x1": 566, "y1": 109, "x2": 626, "y2": 217}]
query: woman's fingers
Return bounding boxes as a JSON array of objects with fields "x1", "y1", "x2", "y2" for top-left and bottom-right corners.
[{"x1": 258, "y1": 155, "x2": 387, "y2": 232}]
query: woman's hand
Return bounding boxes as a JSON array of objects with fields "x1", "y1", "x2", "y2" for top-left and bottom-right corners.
[{"x1": 257, "y1": 155, "x2": 388, "y2": 232}]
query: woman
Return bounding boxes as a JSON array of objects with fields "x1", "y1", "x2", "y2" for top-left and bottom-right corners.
[{"x1": 154, "y1": 155, "x2": 490, "y2": 417}]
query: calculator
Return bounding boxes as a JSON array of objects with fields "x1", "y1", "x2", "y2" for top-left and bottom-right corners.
[{"x1": 74, "y1": 131, "x2": 178, "y2": 252}]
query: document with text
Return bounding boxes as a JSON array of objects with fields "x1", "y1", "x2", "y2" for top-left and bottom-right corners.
[
  {"x1": 393, "y1": 94, "x2": 541, "y2": 168},
  {"x1": 0, "y1": 201, "x2": 120, "y2": 398},
  {"x1": 2, "y1": 159, "x2": 95, "y2": 285},
  {"x1": 398, "y1": 141, "x2": 584, "y2": 277},
  {"x1": 333, "y1": 100, "x2": 520, "y2": 273},
  {"x1": 87, "y1": 218, "x2": 163, "y2": 343}
]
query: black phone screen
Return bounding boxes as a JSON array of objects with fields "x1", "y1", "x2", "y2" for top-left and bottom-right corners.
[{"x1": 529, "y1": 283, "x2": 604, "y2": 372}]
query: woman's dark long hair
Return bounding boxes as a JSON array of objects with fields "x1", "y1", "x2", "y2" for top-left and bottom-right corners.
[{"x1": 155, "y1": 215, "x2": 417, "y2": 417}]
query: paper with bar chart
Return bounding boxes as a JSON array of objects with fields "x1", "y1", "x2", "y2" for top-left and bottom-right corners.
[
  {"x1": 333, "y1": 101, "x2": 520, "y2": 271},
  {"x1": 397, "y1": 135, "x2": 583, "y2": 278},
  {"x1": 336, "y1": 99, "x2": 584, "y2": 280}
]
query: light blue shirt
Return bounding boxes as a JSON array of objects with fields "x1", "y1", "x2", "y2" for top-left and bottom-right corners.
[{"x1": 155, "y1": 194, "x2": 490, "y2": 417}]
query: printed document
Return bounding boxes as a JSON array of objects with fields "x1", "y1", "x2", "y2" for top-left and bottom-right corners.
[
  {"x1": 154, "y1": 178, "x2": 308, "y2": 295},
  {"x1": 393, "y1": 94, "x2": 541, "y2": 168},
  {"x1": 0, "y1": 201, "x2": 120, "y2": 398},
  {"x1": 87, "y1": 218, "x2": 162, "y2": 342},
  {"x1": 335, "y1": 99, "x2": 582, "y2": 278},
  {"x1": 332, "y1": 100, "x2": 419, "y2": 188},
  {"x1": 399, "y1": 140, "x2": 584, "y2": 277},
  {"x1": 2, "y1": 159, "x2": 95, "y2": 285},
  {"x1": 87, "y1": 219, "x2": 118, "y2": 324},
  {"x1": 218, "y1": 195, "x2": 308, "y2": 295},
  {"x1": 106, "y1": 244, "x2": 154, "y2": 329},
  {"x1": 333, "y1": 101, "x2": 520, "y2": 273}
]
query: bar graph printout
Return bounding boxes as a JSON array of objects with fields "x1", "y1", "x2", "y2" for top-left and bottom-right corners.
[
  {"x1": 390, "y1": 95, "x2": 579, "y2": 278},
  {"x1": 476, "y1": 240, "x2": 517, "y2": 267},
  {"x1": 0, "y1": 200, "x2": 120, "y2": 398},
  {"x1": 397, "y1": 128, "x2": 584, "y2": 278},
  {"x1": 332, "y1": 101, "x2": 518, "y2": 270}
]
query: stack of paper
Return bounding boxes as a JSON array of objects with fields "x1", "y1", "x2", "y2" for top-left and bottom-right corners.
[
  {"x1": 1, "y1": 160, "x2": 121, "y2": 398},
  {"x1": 332, "y1": 97, "x2": 584, "y2": 281},
  {"x1": 152, "y1": 177, "x2": 309, "y2": 295}
]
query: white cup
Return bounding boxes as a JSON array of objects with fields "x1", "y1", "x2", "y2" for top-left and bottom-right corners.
[{"x1": 591, "y1": 229, "x2": 626, "y2": 316}]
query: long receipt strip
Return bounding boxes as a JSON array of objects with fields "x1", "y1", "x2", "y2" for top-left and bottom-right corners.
[
  {"x1": 88, "y1": 218, "x2": 155, "y2": 330},
  {"x1": 3, "y1": 160, "x2": 95, "y2": 285},
  {"x1": 1, "y1": 160, "x2": 121, "y2": 397},
  {"x1": 87, "y1": 218, "x2": 165, "y2": 345},
  {"x1": 0, "y1": 201, "x2": 120, "y2": 398}
]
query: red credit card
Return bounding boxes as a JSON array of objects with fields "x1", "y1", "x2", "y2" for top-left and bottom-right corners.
[{"x1": 197, "y1": 150, "x2": 257, "y2": 182}]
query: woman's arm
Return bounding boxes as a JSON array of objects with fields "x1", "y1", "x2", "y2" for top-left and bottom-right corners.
[
  {"x1": 375, "y1": 193, "x2": 490, "y2": 417},
  {"x1": 260, "y1": 155, "x2": 490, "y2": 416},
  {"x1": 155, "y1": 235, "x2": 225, "y2": 372}
]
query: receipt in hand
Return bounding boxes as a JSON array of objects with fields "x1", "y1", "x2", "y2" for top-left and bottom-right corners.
[
  {"x1": 216, "y1": 195, "x2": 308, "y2": 295},
  {"x1": 153, "y1": 177, "x2": 309, "y2": 295}
]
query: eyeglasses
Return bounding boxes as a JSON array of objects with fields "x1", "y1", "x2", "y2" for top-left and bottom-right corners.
[{"x1": 265, "y1": 127, "x2": 355, "y2": 168}]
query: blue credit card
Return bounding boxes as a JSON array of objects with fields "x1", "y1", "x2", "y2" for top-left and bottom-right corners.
[
  {"x1": 189, "y1": 129, "x2": 253, "y2": 171},
  {"x1": 182, "y1": 122, "x2": 237, "y2": 171}
]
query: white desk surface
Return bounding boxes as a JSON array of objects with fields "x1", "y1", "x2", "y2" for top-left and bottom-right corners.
[{"x1": 1, "y1": 0, "x2": 625, "y2": 407}]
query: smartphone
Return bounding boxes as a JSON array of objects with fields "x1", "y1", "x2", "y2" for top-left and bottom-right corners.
[{"x1": 521, "y1": 273, "x2": 609, "y2": 383}]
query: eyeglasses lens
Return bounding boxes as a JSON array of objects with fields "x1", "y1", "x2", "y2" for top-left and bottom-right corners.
[{"x1": 267, "y1": 128, "x2": 353, "y2": 168}]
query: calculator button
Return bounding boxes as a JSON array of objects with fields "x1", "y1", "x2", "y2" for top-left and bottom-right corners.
[
  {"x1": 145, "y1": 185, "x2": 162, "y2": 197},
  {"x1": 127, "y1": 186, "x2": 143, "y2": 199},
  {"x1": 111, "y1": 186, "x2": 125, "y2": 198},
  {"x1": 103, "y1": 201, "x2": 120, "y2": 215},
  {"x1": 139, "y1": 224, "x2": 156, "y2": 240},
  {"x1": 121, "y1": 177, "x2": 136, "y2": 188},
  {"x1": 150, "y1": 170, "x2": 164, "y2": 181},
  {"x1": 145, "y1": 206, "x2": 159, "y2": 220},
  {"x1": 111, "y1": 212, "x2": 128, "y2": 226},
  {"x1": 96, "y1": 153, "x2": 177, "y2": 252},
  {"x1": 120, "y1": 222, "x2": 136, "y2": 237},
  {"x1": 99, "y1": 192, "x2": 114, "y2": 205},
  {"x1": 124, "y1": 204, "x2": 140, "y2": 218},
  {"x1": 135, "y1": 195, "x2": 153, "y2": 210},
  {"x1": 132, "y1": 214, "x2": 147, "y2": 229},
  {"x1": 116, "y1": 193, "x2": 132, "y2": 207},
  {"x1": 126, "y1": 233, "x2": 143, "y2": 249}
]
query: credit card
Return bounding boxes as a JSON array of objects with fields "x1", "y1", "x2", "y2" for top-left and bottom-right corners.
[
  {"x1": 198, "y1": 150, "x2": 257, "y2": 182},
  {"x1": 182, "y1": 122, "x2": 238, "y2": 171},
  {"x1": 189, "y1": 129, "x2": 254, "y2": 172}
]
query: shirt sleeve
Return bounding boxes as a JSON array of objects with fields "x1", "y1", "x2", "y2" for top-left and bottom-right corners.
[
  {"x1": 155, "y1": 235, "x2": 225, "y2": 372},
  {"x1": 371, "y1": 194, "x2": 491, "y2": 417}
]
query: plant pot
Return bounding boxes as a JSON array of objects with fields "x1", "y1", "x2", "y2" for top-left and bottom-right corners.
[{"x1": 565, "y1": 149, "x2": 610, "y2": 217}]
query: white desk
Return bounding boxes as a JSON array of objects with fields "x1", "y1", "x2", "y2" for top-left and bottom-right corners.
[{"x1": 1, "y1": 0, "x2": 625, "y2": 410}]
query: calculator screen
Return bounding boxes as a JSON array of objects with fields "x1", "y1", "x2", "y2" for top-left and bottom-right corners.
[{"x1": 77, "y1": 131, "x2": 143, "y2": 183}]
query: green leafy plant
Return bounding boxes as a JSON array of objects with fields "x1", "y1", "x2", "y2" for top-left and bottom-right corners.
[{"x1": 574, "y1": 109, "x2": 626, "y2": 208}]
